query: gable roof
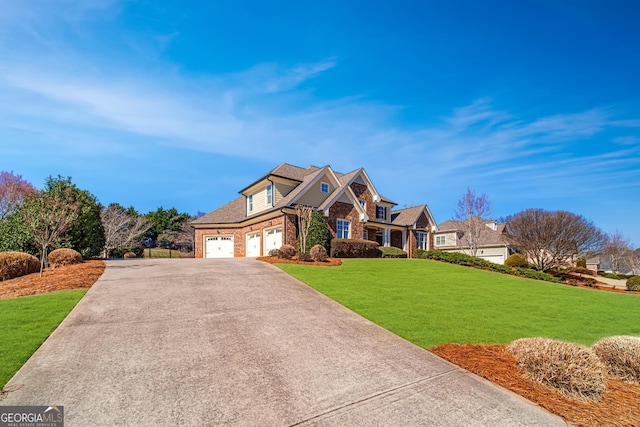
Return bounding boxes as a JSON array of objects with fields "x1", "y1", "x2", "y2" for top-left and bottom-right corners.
[
  {"x1": 391, "y1": 205, "x2": 437, "y2": 228},
  {"x1": 193, "y1": 163, "x2": 424, "y2": 226},
  {"x1": 435, "y1": 219, "x2": 509, "y2": 247}
]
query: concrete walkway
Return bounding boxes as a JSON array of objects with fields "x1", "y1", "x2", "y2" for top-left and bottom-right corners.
[{"x1": 2, "y1": 259, "x2": 566, "y2": 426}]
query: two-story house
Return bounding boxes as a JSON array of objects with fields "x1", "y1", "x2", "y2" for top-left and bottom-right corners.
[{"x1": 191, "y1": 163, "x2": 437, "y2": 258}]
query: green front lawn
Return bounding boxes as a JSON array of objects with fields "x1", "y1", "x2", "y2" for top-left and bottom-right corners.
[
  {"x1": 279, "y1": 259, "x2": 640, "y2": 348},
  {"x1": 0, "y1": 290, "x2": 86, "y2": 388}
]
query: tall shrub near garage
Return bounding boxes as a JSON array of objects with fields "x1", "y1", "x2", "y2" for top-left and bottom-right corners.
[{"x1": 306, "y1": 211, "x2": 331, "y2": 253}]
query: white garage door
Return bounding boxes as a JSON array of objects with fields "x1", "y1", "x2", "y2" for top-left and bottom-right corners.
[
  {"x1": 246, "y1": 232, "x2": 261, "y2": 257},
  {"x1": 205, "y1": 236, "x2": 234, "y2": 258},
  {"x1": 264, "y1": 228, "x2": 282, "y2": 256},
  {"x1": 480, "y1": 254, "x2": 505, "y2": 265}
]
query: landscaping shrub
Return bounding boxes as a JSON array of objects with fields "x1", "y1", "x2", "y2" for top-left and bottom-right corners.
[
  {"x1": 571, "y1": 267, "x2": 596, "y2": 276},
  {"x1": 330, "y1": 239, "x2": 380, "y2": 258},
  {"x1": 268, "y1": 248, "x2": 280, "y2": 257},
  {"x1": 379, "y1": 246, "x2": 407, "y2": 258},
  {"x1": 626, "y1": 276, "x2": 640, "y2": 291},
  {"x1": 420, "y1": 250, "x2": 559, "y2": 283},
  {"x1": 307, "y1": 211, "x2": 331, "y2": 253},
  {"x1": 123, "y1": 252, "x2": 137, "y2": 259},
  {"x1": 600, "y1": 272, "x2": 621, "y2": 280},
  {"x1": 507, "y1": 337, "x2": 606, "y2": 399},
  {"x1": 109, "y1": 247, "x2": 144, "y2": 258},
  {"x1": 278, "y1": 244, "x2": 297, "y2": 260},
  {"x1": 413, "y1": 248, "x2": 428, "y2": 259},
  {"x1": 576, "y1": 258, "x2": 587, "y2": 268},
  {"x1": 504, "y1": 253, "x2": 528, "y2": 268},
  {"x1": 48, "y1": 248, "x2": 83, "y2": 268},
  {"x1": 592, "y1": 336, "x2": 640, "y2": 384},
  {"x1": 310, "y1": 244, "x2": 328, "y2": 262},
  {"x1": 0, "y1": 252, "x2": 40, "y2": 281}
]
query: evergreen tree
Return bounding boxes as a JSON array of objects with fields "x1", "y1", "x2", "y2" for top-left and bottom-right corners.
[{"x1": 306, "y1": 211, "x2": 331, "y2": 252}]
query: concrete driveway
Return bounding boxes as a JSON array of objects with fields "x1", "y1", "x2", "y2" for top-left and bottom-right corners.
[{"x1": 2, "y1": 259, "x2": 566, "y2": 426}]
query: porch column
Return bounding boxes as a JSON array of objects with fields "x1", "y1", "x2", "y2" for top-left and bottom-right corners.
[
  {"x1": 383, "y1": 228, "x2": 391, "y2": 247},
  {"x1": 402, "y1": 230, "x2": 407, "y2": 251}
]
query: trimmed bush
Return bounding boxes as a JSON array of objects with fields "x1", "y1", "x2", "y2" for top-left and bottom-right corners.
[
  {"x1": 278, "y1": 244, "x2": 297, "y2": 260},
  {"x1": 123, "y1": 252, "x2": 137, "y2": 259},
  {"x1": 379, "y1": 246, "x2": 407, "y2": 258},
  {"x1": 592, "y1": 336, "x2": 640, "y2": 384},
  {"x1": 600, "y1": 272, "x2": 621, "y2": 280},
  {"x1": 507, "y1": 337, "x2": 606, "y2": 399},
  {"x1": 268, "y1": 248, "x2": 280, "y2": 257},
  {"x1": 420, "y1": 250, "x2": 559, "y2": 283},
  {"x1": 413, "y1": 248, "x2": 428, "y2": 259},
  {"x1": 48, "y1": 248, "x2": 83, "y2": 268},
  {"x1": 626, "y1": 276, "x2": 640, "y2": 291},
  {"x1": 571, "y1": 267, "x2": 596, "y2": 276},
  {"x1": 0, "y1": 252, "x2": 40, "y2": 281},
  {"x1": 330, "y1": 239, "x2": 380, "y2": 258},
  {"x1": 504, "y1": 253, "x2": 528, "y2": 268},
  {"x1": 310, "y1": 244, "x2": 328, "y2": 262},
  {"x1": 297, "y1": 252, "x2": 312, "y2": 262},
  {"x1": 109, "y1": 247, "x2": 144, "y2": 258},
  {"x1": 576, "y1": 258, "x2": 587, "y2": 268}
]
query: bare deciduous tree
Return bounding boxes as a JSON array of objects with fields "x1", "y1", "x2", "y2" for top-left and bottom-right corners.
[
  {"x1": 0, "y1": 171, "x2": 35, "y2": 219},
  {"x1": 101, "y1": 204, "x2": 150, "y2": 257},
  {"x1": 454, "y1": 188, "x2": 492, "y2": 257},
  {"x1": 601, "y1": 231, "x2": 634, "y2": 274},
  {"x1": 295, "y1": 205, "x2": 313, "y2": 254},
  {"x1": 21, "y1": 190, "x2": 79, "y2": 276},
  {"x1": 505, "y1": 209, "x2": 604, "y2": 271}
]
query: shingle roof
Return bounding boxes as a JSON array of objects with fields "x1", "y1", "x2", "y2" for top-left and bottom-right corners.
[
  {"x1": 435, "y1": 219, "x2": 508, "y2": 247},
  {"x1": 391, "y1": 206, "x2": 426, "y2": 226},
  {"x1": 191, "y1": 196, "x2": 247, "y2": 224},
  {"x1": 270, "y1": 163, "x2": 319, "y2": 181}
]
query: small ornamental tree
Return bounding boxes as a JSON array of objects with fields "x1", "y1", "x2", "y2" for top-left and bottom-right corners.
[
  {"x1": 21, "y1": 190, "x2": 80, "y2": 276},
  {"x1": 295, "y1": 205, "x2": 313, "y2": 254},
  {"x1": 307, "y1": 211, "x2": 331, "y2": 253}
]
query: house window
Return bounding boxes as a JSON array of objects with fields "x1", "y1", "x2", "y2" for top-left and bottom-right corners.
[
  {"x1": 248, "y1": 195, "x2": 253, "y2": 212},
  {"x1": 358, "y1": 198, "x2": 366, "y2": 208},
  {"x1": 337, "y1": 219, "x2": 350, "y2": 239},
  {"x1": 376, "y1": 205, "x2": 386, "y2": 220},
  {"x1": 321, "y1": 182, "x2": 330, "y2": 193},
  {"x1": 266, "y1": 185, "x2": 273, "y2": 205},
  {"x1": 417, "y1": 231, "x2": 428, "y2": 250},
  {"x1": 363, "y1": 229, "x2": 368, "y2": 240},
  {"x1": 435, "y1": 235, "x2": 446, "y2": 246}
]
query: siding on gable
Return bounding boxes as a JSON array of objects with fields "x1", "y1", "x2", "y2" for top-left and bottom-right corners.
[
  {"x1": 274, "y1": 181, "x2": 296, "y2": 204},
  {"x1": 296, "y1": 175, "x2": 334, "y2": 207}
]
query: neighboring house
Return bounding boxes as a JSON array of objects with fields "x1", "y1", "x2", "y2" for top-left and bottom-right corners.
[
  {"x1": 432, "y1": 219, "x2": 515, "y2": 264},
  {"x1": 191, "y1": 163, "x2": 437, "y2": 258}
]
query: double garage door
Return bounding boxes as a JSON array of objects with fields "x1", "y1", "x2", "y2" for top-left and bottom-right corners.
[{"x1": 205, "y1": 228, "x2": 282, "y2": 258}]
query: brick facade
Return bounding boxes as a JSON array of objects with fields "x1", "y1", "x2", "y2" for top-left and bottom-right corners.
[
  {"x1": 326, "y1": 201, "x2": 364, "y2": 240},
  {"x1": 194, "y1": 215, "x2": 286, "y2": 258}
]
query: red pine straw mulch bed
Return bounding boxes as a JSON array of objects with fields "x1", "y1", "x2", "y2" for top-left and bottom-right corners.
[
  {"x1": 257, "y1": 256, "x2": 342, "y2": 267},
  {"x1": 0, "y1": 260, "x2": 106, "y2": 300},
  {"x1": 430, "y1": 344, "x2": 640, "y2": 427}
]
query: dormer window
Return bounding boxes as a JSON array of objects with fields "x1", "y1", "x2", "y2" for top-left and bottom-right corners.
[
  {"x1": 266, "y1": 185, "x2": 273, "y2": 205},
  {"x1": 376, "y1": 205, "x2": 386, "y2": 220},
  {"x1": 320, "y1": 182, "x2": 330, "y2": 193}
]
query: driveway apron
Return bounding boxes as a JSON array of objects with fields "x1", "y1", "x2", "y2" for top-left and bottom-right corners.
[{"x1": 1, "y1": 259, "x2": 566, "y2": 426}]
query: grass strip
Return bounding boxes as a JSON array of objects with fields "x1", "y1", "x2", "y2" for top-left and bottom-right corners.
[
  {"x1": 279, "y1": 259, "x2": 640, "y2": 348},
  {"x1": 0, "y1": 290, "x2": 86, "y2": 388}
]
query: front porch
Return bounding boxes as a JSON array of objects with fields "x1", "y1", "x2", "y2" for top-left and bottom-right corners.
[{"x1": 364, "y1": 223, "x2": 430, "y2": 258}]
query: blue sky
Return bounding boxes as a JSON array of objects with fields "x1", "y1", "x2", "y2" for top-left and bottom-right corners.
[{"x1": 1, "y1": 1, "x2": 639, "y2": 245}]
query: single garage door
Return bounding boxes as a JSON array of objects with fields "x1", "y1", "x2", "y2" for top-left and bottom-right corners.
[
  {"x1": 264, "y1": 228, "x2": 282, "y2": 256},
  {"x1": 246, "y1": 232, "x2": 261, "y2": 257},
  {"x1": 205, "y1": 236, "x2": 234, "y2": 258}
]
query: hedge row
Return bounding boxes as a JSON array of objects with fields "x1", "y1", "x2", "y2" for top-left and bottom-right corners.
[
  {"x1": 330, "y1": 239, "x2": 380, "y2": 258},
  {"x1": 414, "y1": 250, "x2": 559, "y2": 283},
  {"x1": 379, "y1": 246, "x2": 407, "y2": 258}
]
